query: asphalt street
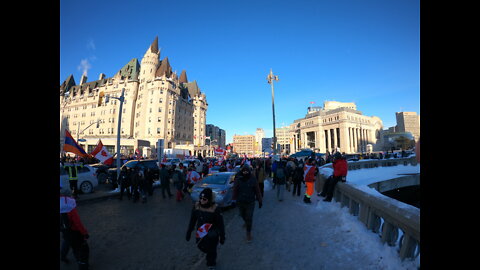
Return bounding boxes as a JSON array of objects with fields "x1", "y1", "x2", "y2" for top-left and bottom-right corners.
[{"x1": 60, "y1": 181, "x2": 403, "y2": 270}]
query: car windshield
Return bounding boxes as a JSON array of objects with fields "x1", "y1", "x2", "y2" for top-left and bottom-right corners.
[
  {"x1": 201, "y1": 174, "x2": 231, "y2": 185},
  {"x1": 123, "y1": 161, "x2": 139, "y2": 169}
]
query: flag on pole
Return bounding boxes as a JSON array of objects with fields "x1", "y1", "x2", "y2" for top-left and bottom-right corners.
[
  {"x1": 63, "y1": 130, "x2": 88, "y2": 157},
  {"x1": 90, "y1": 140, "x2": 113, "y2": 165}
]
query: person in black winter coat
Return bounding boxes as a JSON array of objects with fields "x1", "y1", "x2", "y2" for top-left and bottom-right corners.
[
  {"x1": 159, "y1": 164, "x2": 173, "y2": 199},
  {"x1": 292, "y1": 165, "x2": 304, "y2": 196},
  {"x1": 119, "y1": 167, "x2": 132, "y2": 200},
  {"x1": 232, "y1": 165, "x2": 263, "y2": 242},
  {"x1": 186, "y1": 188, "x2": 225, "y2": 270}
]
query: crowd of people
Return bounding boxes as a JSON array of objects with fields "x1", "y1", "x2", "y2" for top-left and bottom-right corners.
[{"x1": 60, "y1": 151, "x2": 351, "y2": 270}]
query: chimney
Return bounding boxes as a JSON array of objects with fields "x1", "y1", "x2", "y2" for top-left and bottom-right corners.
[
  {"x1": 98, "y1": 73, "x2": 106, "y2": 80},
  {"x1": 80, "y1": 74, "x2": 88, "y2": 85}
]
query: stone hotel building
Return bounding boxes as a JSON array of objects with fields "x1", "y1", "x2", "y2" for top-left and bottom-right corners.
[{"x1": 60, "y1": 37, "x2": 208, "y2": 157}]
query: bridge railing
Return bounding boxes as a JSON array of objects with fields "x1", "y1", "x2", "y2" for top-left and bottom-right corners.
[{"x1": 318, "y1": 156, "x2": 420, "y2": 261}]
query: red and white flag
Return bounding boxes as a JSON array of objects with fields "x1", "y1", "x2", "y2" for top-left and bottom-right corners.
[
  {"x1": 196, "y1": 223, "x2": 213, "y2": 239},
  {"x1": 214, "y1": 147, "x2": 226, "y2": 156},
  {"x1": 90, "y1": 140, "x2": 113, "y2": 165}
]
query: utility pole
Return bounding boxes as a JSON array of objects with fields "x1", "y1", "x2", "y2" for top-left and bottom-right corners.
[
  {"x1": 106, "y1": 88, "x2": 125, "y2": 184},
  {"x1": 267, "y1": 69, "x2": 279, "y2": 155}
]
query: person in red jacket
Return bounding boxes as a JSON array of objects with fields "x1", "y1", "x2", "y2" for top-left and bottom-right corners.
[
  {"x1": 322, "y1": 152, "x2": 348, "y2": 202},
  {"x1": 303, "y1": 158, "x2": 317, "y2": 204},
  {"x1": 60, "y1": 185, "x2": 90, "y2": 269}
]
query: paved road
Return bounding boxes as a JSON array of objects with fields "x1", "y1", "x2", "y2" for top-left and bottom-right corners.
[{"x1": 60, "y1": 181, "x2": 410, "y2": 270}]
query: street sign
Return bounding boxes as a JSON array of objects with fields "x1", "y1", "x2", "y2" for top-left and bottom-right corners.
[{"x1": 262, "y1": 137, "x2": 273, "y2": 153}]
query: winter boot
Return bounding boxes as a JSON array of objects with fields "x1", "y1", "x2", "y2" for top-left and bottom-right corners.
[{"x1": 303, "y1": 195, "x2": 308, "y2": 203}]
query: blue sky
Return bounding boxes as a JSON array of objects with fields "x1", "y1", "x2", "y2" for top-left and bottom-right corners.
[{"x1": 60, "y1": 0, "x2": 420, "y2": 144}]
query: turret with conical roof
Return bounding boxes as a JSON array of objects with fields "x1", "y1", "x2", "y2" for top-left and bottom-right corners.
[
  {"x1": 140, "y1": 36, "x2": 160, "y2": 82},
  {"x1": 156, "y1": 57, "x2": 172, "y2": 78},
  {"x1": 179, "y1": 70, "x2": 188, "y2": 84}
]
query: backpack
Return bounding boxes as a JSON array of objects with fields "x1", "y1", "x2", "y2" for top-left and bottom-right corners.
[{"x1": 276, "y1": 167, "x2": 285, "y2": 179}]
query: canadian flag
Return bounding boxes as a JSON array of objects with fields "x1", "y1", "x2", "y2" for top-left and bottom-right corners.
[
  {"x1": 91, "y1": 140, "x2": 113, "y2": 165},
  {"x1": 214, "y1": 147, "x2": 226, "y2": 156},
  {"x1": 196, "y1": 223, "x2": 213, "y2": 239}
]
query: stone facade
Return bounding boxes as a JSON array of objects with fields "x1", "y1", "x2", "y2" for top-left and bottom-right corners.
[
  {"x1": 289, "y1": 101, "x2": 384, "y2": 154},
  {"x1": 60, "y1": 37, "x2": 208, "y2": 157}
]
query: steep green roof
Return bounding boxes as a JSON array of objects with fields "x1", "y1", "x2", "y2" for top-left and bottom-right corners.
[{"x1": 118, "y1": 58, "x2": 140, "y2": 80}]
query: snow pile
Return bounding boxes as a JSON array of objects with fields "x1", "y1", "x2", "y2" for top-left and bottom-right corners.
[{"x1": 313, "y1": 200, "x2": 419, "y2": 269}]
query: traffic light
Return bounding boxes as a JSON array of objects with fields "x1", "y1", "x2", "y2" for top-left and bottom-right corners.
[{"x1": 98, "y1": 91, "x2": 105, "y2": 106}]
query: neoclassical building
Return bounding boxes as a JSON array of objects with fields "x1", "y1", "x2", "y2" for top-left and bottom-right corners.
[
  {"x1": 60, "y1": 37, "x2": 208, "y2": 157},
  {"x1": 289, "y1": 101, "x2": 383, "y2": 154}
]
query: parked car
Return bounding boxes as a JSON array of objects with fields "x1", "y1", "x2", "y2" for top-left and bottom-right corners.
[
  {"x1": 89, "y1": 163, "x2": 110, "y2": 184},
  {"x1": 162, "y1": 158, "x2": 182, "y2": 169},
  {"x1": 107, "y1": 159, "x2": 160, "y2": 187},
  {"x1": 90, "y1": 159, "x2": 129, "y2": 184},
  {"x1": 190, "y1": 172, "x2": 236, "y2": 208},
  {"x1": 60, "y1": 164, "x2": 98, "y2": 194},
  {"x1": 182, "y1": 159, "x2": 204, "y2": 173}
]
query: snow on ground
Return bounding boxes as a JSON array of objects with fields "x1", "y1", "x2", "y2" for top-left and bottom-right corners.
[{"x1": 216, "y1": 176, "x2": 419, "y2": 270}]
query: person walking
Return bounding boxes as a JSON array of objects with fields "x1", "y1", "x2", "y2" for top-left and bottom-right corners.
[
  {"x1": 186, "y1": 167, "x2": 201, "y2": 195},
  {"x1": 137, "y1": 168, "x2": 148, "y2": 203},
  {"x1": 322, "y1": 152, "x2": 348, "y2": 202},
  {"x1": 303, "y1": 158, "x2": 317, "y2": 204},
  {"x1": 159, "y1": 164, "x2": 173, "y2": 199},
  {"x1": 292, "y1": 163, "x2": 304, "y2": 197},
  {"x1": 285, "y1": 158, "x2": 296, "y2": 192},
  {"x1": 254, "y1": 162, "x2": 266, "y2": 198},
  {"x1": 118, "y1": 166, "x2": 132, "y2": 200},
  {"x1": 232, "y1": 165, "x2": 263, "y2": 242},
  {"x1": 60, "y1": 185, "x2": 90, "y2": 269},
  {"x1": 130, "y1": 167, "x2": 143, "y2": 203},
  {"x1": 171, "y1": 165, "x2": 185, "y2": 202},
  {"x1": 144, "y1": 167, "x2": 155, "y2": 196},
  {"x1": 274, "y1": 160, "x2": 287, "y2": 201},
  {"x1": 186, "y1": 188, "x2": 225, "y2": 270}
]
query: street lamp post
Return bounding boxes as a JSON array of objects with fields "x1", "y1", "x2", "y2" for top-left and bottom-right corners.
[
  {"x1": 267, "y1": 69, "x2": 279, "y2": 155},
  {"x1": 106, "y1": 88, "x2": 125, "y2": 184},
  {"x1": 77, "y1": 119, "x2": 101, "y2": 142}
]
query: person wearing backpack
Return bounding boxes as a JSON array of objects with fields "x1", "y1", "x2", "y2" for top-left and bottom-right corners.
[
  {"x1": 60, "y1": 185, "x2": 90, "y2": 269},
  {"x1": 274, "y1": 160, "x2": 287, "y2": 201}
]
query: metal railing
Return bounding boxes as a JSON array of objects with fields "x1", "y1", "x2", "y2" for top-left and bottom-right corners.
[{"x1": 319, "y1": 156, "x2": 420, "y2": 260}]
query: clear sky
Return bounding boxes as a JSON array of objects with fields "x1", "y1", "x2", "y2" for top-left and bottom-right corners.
[{"x1": 60, "y1": 0, "x2": 420, "y2": 144}]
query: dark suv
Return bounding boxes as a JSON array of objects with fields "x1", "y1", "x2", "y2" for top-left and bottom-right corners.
[{"x1": 107, "y1": 159, "x2": 160, "y2": 187}]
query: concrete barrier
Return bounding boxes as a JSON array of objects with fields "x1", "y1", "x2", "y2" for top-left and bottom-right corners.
[{"x1": 319, "y1": 156, "x2": 420, "y2": 260}]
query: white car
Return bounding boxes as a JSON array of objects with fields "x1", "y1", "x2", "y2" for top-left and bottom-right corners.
[
  {"x1": 182, "y1": 159, "x2": 204, "y2": 173},
  {"x1": 60, "y1": 164, "x2": 99, "y2": 194}
]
